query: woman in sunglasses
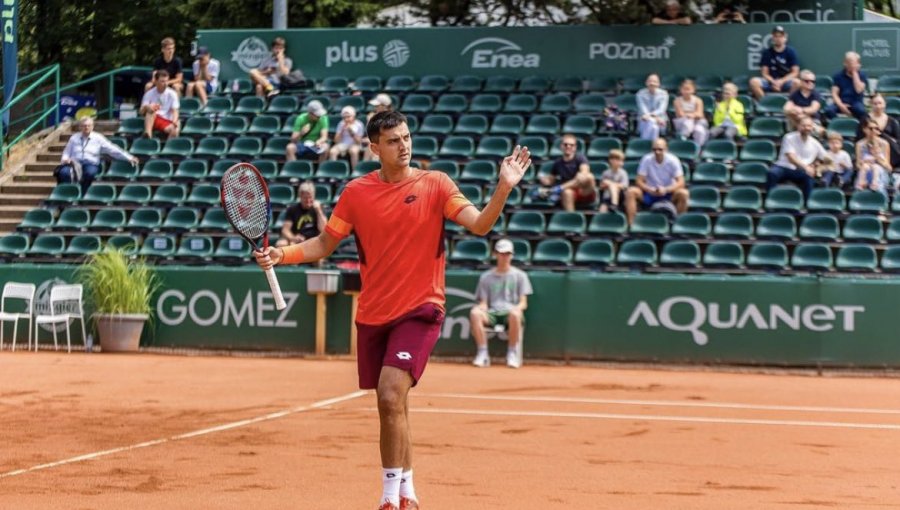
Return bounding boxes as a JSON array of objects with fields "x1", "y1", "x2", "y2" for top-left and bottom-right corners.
[
  {"x1": 856, "y1": 93, "x2": 900, "y2": 165},
  {"x1": 855, "y1": 120, "x2": 891, "y2": 194}
]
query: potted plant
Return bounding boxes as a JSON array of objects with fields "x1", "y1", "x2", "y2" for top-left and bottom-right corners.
[{"x1": 76, "y1": 248, "x2": 158, "y2": 352}]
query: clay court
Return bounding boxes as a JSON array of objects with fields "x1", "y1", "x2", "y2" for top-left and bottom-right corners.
[{"x1": 1, "y1": 352, "x2": 899, "y2": 509}]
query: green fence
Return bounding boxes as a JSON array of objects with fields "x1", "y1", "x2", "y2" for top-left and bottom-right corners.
[
  {"x1": 198, "y1": 20, "x2": 897, "y2": 83},
  {"x1": 2, "y1": 264, "x2": 898, "y2": 368}
]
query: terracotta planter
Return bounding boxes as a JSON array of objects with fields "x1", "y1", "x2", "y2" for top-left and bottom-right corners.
[{"x1": 94, "y1": 313, "x2": 148, "y2": 352}]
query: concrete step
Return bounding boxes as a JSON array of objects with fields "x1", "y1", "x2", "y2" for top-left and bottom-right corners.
[
  {"x1": 0, "y1": 194, "x2": 45, "y2": 206},
  {"x1": 26, "y1": 162, "x2": 58, "y2": 173},
  {"x1": 0, "y1": 206, "x2": 35, "y2": 218},
  {"x1": 49, "y1": 143, "x2": 66, "y2": 152},
  {"x1": 0, "y1": 182, "x2": 55, "y2": 195},
  {"x1": 0, "y1": 219, "x2": 21, "y2": 232},
  {"x1": 15, "y1": 174, "x2": 56, "y2": 183},
  {"x1": 37, "y1": 154, "x2": 60, "y2": 162}
]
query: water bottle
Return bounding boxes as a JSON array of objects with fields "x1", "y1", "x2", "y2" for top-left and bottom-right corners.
[
  {"x1": 232, "y1": 80, "x2": 239, "y2": 93},
  {"x1": 85, "y1": 334, "x2": 93, "y2": 353}
]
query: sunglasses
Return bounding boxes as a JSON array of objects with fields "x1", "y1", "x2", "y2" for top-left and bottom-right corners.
[{"x1": 802, "y1": 79, "x2": 815, "y2": 83}]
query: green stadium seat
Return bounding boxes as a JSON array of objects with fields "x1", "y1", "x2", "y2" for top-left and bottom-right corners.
[
  {"x1": 887, "y1": 96, "x2": 900, "y2": 116},
  {"x1": 225, "y1": 78, "x2": 252, "y2": 94},
  {"x1": 417, "y1": 74, "x2": 449, "y2": 93},
  {"x1": 484, "y1": 185, "x2": 522, "y2": 206},
  {"x1": 246, "y1": 115, "x2": 282, "y2": 136},
  {"x1": 179, "y1": 97, "x2": 202, "y2": 117},
  {"x1": 149, "y1": 183, "x2": 187, "y2": 207},
  {"x1": 624, "y1": 138, "x2": 652, "y2": 160},
  {"x1": 449, "y1": 238, "x2": 490, "y2": 265},
  {"x1": 630, "y1": 211, "x2": 669, "y2": 237},
  {"x1": 574, "y1": 239, "x2": 614, "y2": 267},
  {"x1": 175, "y1": 235, "x2": 215, "y2": 262},
  {"x1": 353, "y1": 160, "x2": 381, "y2": 178},
  {"x1": 586, "y1": 77, "x2": 618, "y2": 93},
  {"x1": 828, "y1": 117, "x2": 859, "y2": 139},
  {"x1": 747, "y1": 242, "x2": 789, "y2": 270},
  {"x1": 53, "y1": 208, "x2": 89, "y2": 230},
  {"x1": 688, "y1": 185, "x2": 720, "y2": 212},
  {"x1": 881, "y1": 245, "x2": 900, "y2": 272},
  {"x1": 458, "y1": 184, "x2": 482, "y2": 205},
  {"x1": 137, "y1": 159, "x2": 174, "y2": 181},
  {"x1": 722, "y1": 186, "x2": 762, "y2": 212},
  {"x1": 80, "y1": 183, "x2": 117, "y2": 205},
  {"x1": 139, "y1": 234, "x2": 177, "y2": 259},
  {"x1": 126, "y1": 207, "x2": 163, "y2": 231},
  {"x1": 401, "y1": 94, "x2": 435, "y2": 114},
  {"x1": 448, "y1": 114, "x2": 485, "y2": 136},
  {"x1": 475, "y1": 136, "x2": 512, "y2": 159},
  {"x1": 588, "y1": 161, "x2": 609, "y2": 180},
  {"x1": 199, "y1": 208, "x2": 231, "y2": 232},
  {"x1": 749, "y1": 117, "x2": 785, "y2": 139},
  {"x1": 249, "y1": 159, "x2": 279, "y2": 180},
  {"x1": 765, "y1": 185, "x2": 804, "y2": 213},
  {"x1": 791, "y1": 243, "x2": 833, "y2": 271},
  {"x1": 184, "y1": 184, "x2": 221, "y2": 207},
  {"x1": 214, "y1": 115, "x2": 248, "y2": 136},
  {"x1": 668, "y1": 140, "x2": 699, "y2": 162},
  {"x1": 616, "y1": 239, "x2": 657, "y2": 267},
  {"x1": 611, "y1": 93, "x2": 638, "y2": 114},
  {"x1": 703, "y1": 241, "x2": 744, "y2": 268},
  {"x1": 504, "y1": 94, "x2": 538, "y2": 113},
  {"x1": 835, "y1": 244, "x2": 878, "y2": 272},
  {"x1": 315, "y1": 160, "x2": 350, "y2": 181},
  {"x1": 877, "y1": 74, "x2": 900, "y2": 94},
  {"x1": 849, "y1": 190, "x2": 888, "y2": 214},
  {"x1": 201, "y1": 96, "x2": 234, "y2": 116},
  {"x1": 213, "y1": 236, "x2": 251, "y2": 264},
  {"x1": 0, "y1": 233, "x2": 30, "y2": 257},
  {"x1": 538, "y1": 93, "x2": 572, "y2": 114},
  {"x1": 691, "y1": 162, "x2": 728, "y2": 185},
  {"x1": 64, "y1": 234, "x2": 101, "y2": 257},
  {"x1": 561, "y1": 115, "x2": 594, "y2": 136},
  {"x1": 106, "y1": 234, "x2": 140, "y2": 254},
  {"x1": 419, "y1": 115, "x2": 454, "y2": 136},
  {"x1": 449, "y1": 75, "x2": 483, "y2": 93},
  {"x1": 484, "y1": 75, "x2": 516, "y2": 93},
  {"x1": 524, "y1": 114, "x2": 560, "y2": 137},
  {"x1": 18, "y1": 208, "x2": 54, "y2": 231},
  {"x1": 532, "y1": 239, "x2": 573, "y2": 266},
  {"x1": 700, "y1": 139, "x2": 737, "y2": 162},
  {"x1": 412, "y1": 136, "x2": 439, "y2": 159},
  {"x1": 740, "y1": 139, "x2": 777, "y2": 163},
  {"x1": 518, "y1": 75, "x2": 551, "y2": 93},
  {"x1": 385, "y1": 75, "x2": 415, "y2": 93},
  {"x1": 671, "y1": 212, "x2": 710, "y2": 238},
  {"x1": 573, "y1": 93, "x2": 607, "y2": 114},
  {"x1": 28, "y1": 234, "x2": 65, "y2": 257},
  {"x1": 45, "y1": 184, "x2": 81, "y2": 206},
  {"x1": 490, "y1": 114, "x2": 525, "y2": 136},
  {"x1": 277, "y1": 160, "x2": 314, "y2": 182},
  {"x1": 588, "y1": 211, "x2": 627, "y2": 236},
  {"x1": 352, "y1": 75, "x2": 382, "y2": 92},
  {"x1": 731, "y1": 162, "x2": 768, "y2": 186},
  {"x1": 842, "y1": 215, "x2": 883, "y2": 243},
  {"x1": 814, "y1": 75, "x2": 834, "y2": 95},
  {"x1": 318, "y1": 76, "x2": 349, "y2": 93},
  {"x1": 553, "y1": 76, "x2": 584, "y2": 93},
  {"x1": 799, "y1": 214, "x2": 840, "y2": 241},
  {"x1": 660, "y1": 240, "x2": 701, "y2": 267},
  {"x1": 756, "y1": 213, "x2": 796, "y2": 240},
  {"x1": 266, "y1": 95, "x2": 300, "y2": 115},
  {"x1": 261, "y1": 136, "x2": 292, "y2": 158},
  {"x1": 434, "y1": 94, "x2": 469, "y2": 114},
  {"x1": 587, "y1": 137, "x2": 622, "y2": 159},
  {"x1": 194, "y1": 136, "x2": 229, "y2": 158},
  {"x1": 713, "y1": 213, "x2": 753, "y2": 239},
  {"x1": 756, "y1": 95, "x2": 787, "y2": 115},
  {"x1": 226, "y1": 136, "x2": 262, "y2": 159},
  {"x1": 621, "y1": 76, "x2": 644, "y2": 93},
  {"x1": 181, "y1": 116, "x2": 214, "y2": 137},
  {"x1": 888, "y1": 217, "x2": 900, "y2": 243},
  {"x1": 88, "y1": 208, "x2": 126, "y2": 231},
  {"x1": 547, "y1": 211, "x2": 586, "y2": 236},
  {"x1": 694, "y1": 75, "x2": 724, "y2": 93},
  {"x1": 103, "y1": 160, "x2": 138, "y2": 181},
  {"x1": 438, "y1": 136, "x2": 476, "y2": 159},
  {"x1": 109, "y1": 137, "x2": 128, "y2": 150},
  {"x1": 209, "y1": 159, "x2": 241, "y2": 180},
  {"x1": 116, "y1": 117, "x2": 145, "y2": 136},
  {"x1": 428, "y1": 160, "x2": 460, "y2": 179},
  {"x1": 507, "y1": 211, "x2": 546, "y2": 235},
  {"x1": 130, "y1": 138, "x2": 160, "y2": 158},
  {"x1": 517, "y1": 136, "x2": 548, "y2": 159},
  {"x1": 460, "y1": 160, "x2": 497, "y2": 182},
  {"x1": 470, "y1": 94, "x2": 502, "y2": 113},
  {"x1": 233, "y1": 96, "x2": 266, "y2": 115},
  {"x1": 737, "y1": 94, "x2": 755, "y2": 114},
  {"x1": 161, "y1": 207, "x2": 200, "y2": 232}
]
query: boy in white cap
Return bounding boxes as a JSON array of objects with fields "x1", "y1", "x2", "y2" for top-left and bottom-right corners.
[
  {"x1": 364, "y1": 94, "x2": 394, "y2": 161},
  {"x1": 329, "y1": 105, "x2": 366, "y2": 171},
  {"x1": 469, "y1": 238, "x2": 532, "y2": 368},
  {"x1": 286, "y1": 100, "x2": 330, "y2": 162}
]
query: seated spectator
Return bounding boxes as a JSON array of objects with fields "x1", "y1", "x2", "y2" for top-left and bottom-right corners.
[
  {"x1": 826, "y1": 51, "x2": 868, "y2": 121},
  {"x1": 537, "y1": 134, "x2": 595, "y2": 211},
  {"x1": 816, "y1": 131, "x2": 853, "y2": 188},
  {"x1": 140, "y1": 70, "x2": 180, "y2": 139},
  {"x1": 145, "y1": 37, "x2": 184, "y2": 95},
  {"x1": 856, "y1": 120, "x2": 892, "y2": 194},
  {"x1": 470, "y1": 238, "x2": 532, "y2": 369},
  {"x1": 624, "y1": 138, "x2": 689, "y2": 225},
  {"x1": 185, "y1": 47, "x2": 220, "y2": 106},
  {"x1": 599, "y1": 149, "x2": 629, "y2": 213},
  {"x1": 637, "y1": 73, "x2": 669, "y2": 140},
  {"x1": 57, "y1": 117, "x2": 139, "y2": 194},
  {"x1": 749, "y1": 26, "x2": 799, "y2": 100},
  {"x1": 784, "y1": 69, "x2": 824, "y2": 132},
  {"x1": 689, "y1": 0, "x2": 746, "y2": 23},
  {"x1": 328, "y1": 106, "x2": 366, "y2": 171},
  {"x1": 652, "y1": 0, "x2": 692, "y2": 24},
  {"x1": 672, "y1": 79, "x2": 708, "y2": 146},
  {"x1": 249, "y1": 37, "x2": 293, "y2": 98},
  {"x1": 275, "y1": 181, "x2": 327, "y2": 248},
  {"x1": 713, "y1": 3, "x2": 746, "y2": 23},
  {"x1": 709, "y1": 82, "x2": 746, "y2": 141},
  {"x1": 767, "y1": 116, "x2": 827, "y2": 199},
  {"x1": 858, "y1": 93, "x2": 900, "y2": 165},
  {"x1": 363, "y1": 94, "x2": 393, "y2": 161},
  {"x1": 286, "y1": 100, "x2": 329, "y2": 162}
]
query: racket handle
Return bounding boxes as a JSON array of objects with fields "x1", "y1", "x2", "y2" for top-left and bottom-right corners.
[{"x1": 264, "y1": 267, "x2": 287, "y2": 310}]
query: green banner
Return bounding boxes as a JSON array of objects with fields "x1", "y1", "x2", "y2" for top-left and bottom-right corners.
[{"x1": 198, "y1": 21, "x2": 896, "y2": 84}]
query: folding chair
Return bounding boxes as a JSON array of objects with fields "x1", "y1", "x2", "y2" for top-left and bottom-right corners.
[
  {"x1": 0, "y1": 282, "x2": 36, "y2": 351},
  {"x1": 34, "y1": 284, "x2": 86, "y2": 353}
]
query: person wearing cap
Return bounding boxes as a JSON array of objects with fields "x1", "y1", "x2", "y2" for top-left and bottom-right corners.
[
  {"x1": 329, "y1": 105, "x2": 366, "y2": 171},
  {"x1": 826, "y1": 51, "x2": 868, "y2": 122},
  {"x1": 364, "y1": 94, "x2": 394, "y2": 161},
  {"x1": 185, "y1": 47, "x2": 220, "y2": 106},
  {"x1": 249, "y1": 37, "x2": 293, "y2": 98},
  {"x1": 470, "y1": 238, "x2": 532, "y2": 369},
  {"x1": 145, "y1": 37, "x2": 184, "y2": 95},
  {"x1": 749, "y1": 26, "x2": 800, "y2": 100},
  {"x1": 286, "y1": 100, "x2": 330, "y2": 162}
]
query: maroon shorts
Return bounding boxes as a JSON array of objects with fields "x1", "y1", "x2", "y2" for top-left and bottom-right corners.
[{"x1": 355, "y1": 303, "x2": 445, "y2": 390}]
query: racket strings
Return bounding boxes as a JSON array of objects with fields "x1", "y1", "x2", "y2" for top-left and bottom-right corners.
[{"x1": 222, "y1": 167, "x2": 270, "y2": 239}]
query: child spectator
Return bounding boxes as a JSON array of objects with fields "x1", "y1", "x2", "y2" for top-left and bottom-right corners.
[
  {"x1": 672, "y1": 79, "x2": 708, "y2": 146},
  {"x1": 709, "y1": 82, "x2": 746, "y2": 141},
  {"x1": 599, "y1": 149, "x2": 629, "y2": 213},
  {"x1": 816, "y1": 131, "x2": 853, "y2": 188}
]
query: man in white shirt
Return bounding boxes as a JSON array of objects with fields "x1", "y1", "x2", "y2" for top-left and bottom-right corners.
[
  {"x1": 624, "y1": 138, "x2": 689, "y2": 225},
  {"x1": 185, "y1": 47, "x2": 220, "y2": 106},
  {"x1": 328, "y1": 106, "x2": 366, "y2": 171},
  {"x1": 766, "y1": 116, "x2": 827, "y2": 198},
  {"x1": 140, "y1": 69, "x2": 180, "y2": 139},
  {"x1": 58, "y1": 117, "x2": 138, "y2": 192}
]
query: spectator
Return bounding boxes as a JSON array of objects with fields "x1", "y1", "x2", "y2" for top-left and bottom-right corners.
[
  {"x1": 672, "y1": 79, "x2": 708, "y2": 146},
  {"x1": 855, "y1": 119, "x2": 892, "y2": 194},
  {"x1": 784, "y1": 69, "x2": 824, "y2": 132},
  {"x1": 749, "y1": 26, "x2": 799, "y2": 100},
  {"x1": 248, "y1": 37, "x2": 293, "y2": 98},
  {"x1": 624, "y1": 138, "x2": 689, "y2": 225},
  {"x1": 57, "y1": 117, "x2": 139, "y2": 194},
  {"x1": 766, "y1": 116, "x2": 827, "y2": 199},
  {"x1": 689, "y1": 0, "x2": 746, "y2": 23},
  {"x1": 537, "y1": 134, "x2": 595, "y2": 211},
  {"x1": 713, "y1": 3, "x2": 746, "y2": 23},
  {"x1": 599, "y1": 149, "x2": 629, "y2": 213},
  {"x1": 470, "y1": 238, "x2": 532, "y2": 369},
  {"x1": 637, "y1": 73, "x2": 669, "y2": 140},
  {"x1": 276, "y1": 181, "x2": 327, "y2": 248},
  {"x1": 709, "y1": 82, "x2": 747, "y2": 141},
  {"x1": 827, "y1": 51, "x2": 868, "y2": 121},
  {"x1": 145, "y1": 37, "x2": 184, "y2": 95},
  {"x1": 185, "y1": 47, "x2": 220, "y2": 107},
  {"x1": 858, "y1": 93, "x2": 900, "y2": 165},
  {"x1": 652, "y1": 0, "x2": 692, "y2": 24},
  {"x1": 329, "y1": 106, "x2": 366, "y2": 171},
  {"x1": 363, "y1": 94, "x2": 393, "y2": 161},
  {"x1": 816, "y1": 131, "x2": 853, "y2": 188},
  {"x1": 285, "y1": 100, "x2": 330, "y2": 162},
  {"x1": 140, "y1": 69, "x2": 180, "y2": 139}
]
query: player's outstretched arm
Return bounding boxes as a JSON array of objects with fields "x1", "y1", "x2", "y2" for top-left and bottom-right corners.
[
  {"x1": 456, "y1": 145, "x2": 531, "y2": 236},
  {"x1": 254, "y1": 231, "x2": 341, "y2": 269}
]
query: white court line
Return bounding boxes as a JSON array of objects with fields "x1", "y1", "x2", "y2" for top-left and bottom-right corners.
[
  {"x1": 416, "y1": 392, "x2": 900, "y2": 415},
  {"x1": 389, "y1": 407, "x2": 900, "y2": 431},
  {"x1": 0, "y1": 390, "x2": 368, "y2": 480}
]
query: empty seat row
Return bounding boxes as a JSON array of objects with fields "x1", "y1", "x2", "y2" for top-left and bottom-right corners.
[
  {"x1": 690, "y1": 186, "x2": 894, "y2": 214},
  {"x1": 96, "y1": 158, "x2": 363, "y2": 184},
  {"x1": 0, "y1": 233, "x2": 251, "y2": 262}
]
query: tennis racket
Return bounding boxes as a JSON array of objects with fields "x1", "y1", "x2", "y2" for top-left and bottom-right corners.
[{"x1": 220, "y1": 162, "x2": 287, "y2": 310}]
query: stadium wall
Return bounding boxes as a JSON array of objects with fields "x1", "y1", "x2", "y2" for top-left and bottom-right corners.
[
  {"x1": 4, "y1": 264, "x2": 898, "y2": 368},
  {"x1": 199, "y1": 20, "x2": 895, "y2": 83}
]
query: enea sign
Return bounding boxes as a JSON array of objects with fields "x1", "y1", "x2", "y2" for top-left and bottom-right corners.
[{"x1": 461, "y1": 37, "x2": 541, "y2": 69}]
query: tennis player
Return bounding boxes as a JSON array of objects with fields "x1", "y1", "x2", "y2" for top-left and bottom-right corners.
[{"x1": 254, "y1": 110, "x2": 531, "y2": 510}]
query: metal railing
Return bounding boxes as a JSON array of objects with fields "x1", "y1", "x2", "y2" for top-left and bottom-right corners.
[
  {"x1": 29, "y1": 65, "x2": 152, "y2": 124},
  {"x1": 0, "y1": 64, "x2": 60, "y2": 172}
]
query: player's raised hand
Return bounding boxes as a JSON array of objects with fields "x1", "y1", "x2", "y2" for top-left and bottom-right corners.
[{"x1": 499, "y1": 145, "x2": 532, "y2": 189}]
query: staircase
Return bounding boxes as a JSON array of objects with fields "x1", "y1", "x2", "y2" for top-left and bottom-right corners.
[{"x1": 0, "y1": 120, "x2": 118, "y2": 233}]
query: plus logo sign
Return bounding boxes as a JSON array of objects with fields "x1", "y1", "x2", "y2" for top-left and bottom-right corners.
[{"x1": 396, "y1": 352, "x2": 412, "y2": 360}]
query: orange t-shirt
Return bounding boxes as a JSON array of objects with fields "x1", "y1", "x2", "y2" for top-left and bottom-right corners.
[{"x1": 325, "y1": 169, "x2": 473, "y2": 325}]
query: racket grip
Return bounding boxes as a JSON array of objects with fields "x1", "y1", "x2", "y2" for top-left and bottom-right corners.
[{"x1": 264, "y1": 267, "x2": 287, "y2": 310}]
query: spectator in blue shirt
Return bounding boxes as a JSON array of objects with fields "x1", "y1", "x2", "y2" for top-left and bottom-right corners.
[
  {"x1": 749, "y1": 26, "x2": 800, "y2": 100},
  {"x1": 784, "y1": 69, "x2": 824, "y2": 133},
  {"x1": 827, "y1": 51, "x2": 868, "y2": 121}
]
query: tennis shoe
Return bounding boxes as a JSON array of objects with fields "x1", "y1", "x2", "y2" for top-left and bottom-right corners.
[
  {"x1": 506, "y1": 350, "x2": 522, "y2": 369},
  {"x1": 400, "y1": 497, "x2": 419, "y2": 510},
  {"x1": 473, "y1": 351, "x2": 490, "y2": 367},
  {"x1": 266, "y1": 88, "x2": 281, "y2": 98},
  {"x1": 378, "y1": 503, "x2": 399, "y2": 510}
]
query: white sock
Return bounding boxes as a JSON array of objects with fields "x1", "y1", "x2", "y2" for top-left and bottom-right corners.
[
  {"x1": 382, "y1": 467, "x2": 402, "y2": 506},
  {"x1": 400, "y1": 469, "x2": 417, "y2": 502},
  {"x1": 477, "y1": 346, "x2": 488, "y2": 355}
]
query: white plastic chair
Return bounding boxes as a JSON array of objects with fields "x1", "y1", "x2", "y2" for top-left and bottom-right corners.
[
  {"x1": 0, "y1": 282, "x2": 36, "y2": 351},
  {"x1": 34, "y1": 284, "x2": 86, "y2": 353}
]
